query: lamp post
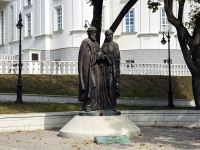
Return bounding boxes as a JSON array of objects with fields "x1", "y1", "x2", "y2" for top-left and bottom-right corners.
[
  {"x1": 161, "y1": 31, "x2": 174, "y2": 107},
  {"x1": 84, "y1": 20, "x2": 91, "y2": 29},
  {"x1": 15, "y1": 12, "x2": 23, "y2": 104}
]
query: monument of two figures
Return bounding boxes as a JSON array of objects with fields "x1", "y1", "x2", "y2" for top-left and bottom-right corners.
[
  {"x1": 59, "y1": 26, "x2": 140, "y2": 139},
  {"x1": 78, "y1": 26, "x2": 120, "y2": 112}
]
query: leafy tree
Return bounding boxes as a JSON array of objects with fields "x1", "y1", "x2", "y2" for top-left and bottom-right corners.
[
  {"x1": 148, "y1": 0, "x2": 200, "y2": 109},
  {"x1": 87, "y1": 0, "x2": 200, "y2": 109},
  {"x1": 171, "y1": 0, "x2": 200, "y2": 109}
]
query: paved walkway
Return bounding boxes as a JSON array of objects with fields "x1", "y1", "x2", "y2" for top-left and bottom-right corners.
[{"x1": 0, "y1": 126, "x2": 200, "y2": 150}]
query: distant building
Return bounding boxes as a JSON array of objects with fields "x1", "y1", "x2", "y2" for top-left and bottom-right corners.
[{"x1": 0, "y1": 0, "x2": 192, "y2": 64}]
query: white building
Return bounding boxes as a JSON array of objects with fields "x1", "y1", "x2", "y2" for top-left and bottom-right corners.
[{"x1": 0, "y1": 0, "x2": 192, "y2": 65}]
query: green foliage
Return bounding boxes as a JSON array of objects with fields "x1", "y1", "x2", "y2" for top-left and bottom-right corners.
[
  {"x1": 146, "y1": 0, "x2": 200, "y2": 31},
  {"x1": 190, "y1": 0, "x2": 200, "y2": 3},
  {"x1": 185, "y1": 5, "x2": 200, "y2": 29},
  {"x1": 147, "y1": 0, "x2": 161, "y2": 13}
]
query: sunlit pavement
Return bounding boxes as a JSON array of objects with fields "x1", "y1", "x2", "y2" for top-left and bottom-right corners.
[{"x1": 0, "y1": 126, "x2": 200, "y2": 150}]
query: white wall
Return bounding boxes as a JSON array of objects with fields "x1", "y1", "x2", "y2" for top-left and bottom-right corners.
[
  {"x1": 111, "y1": 0, "x2": 182, "y2": 51},
  {"x1": 0, "y1": 0, "x2": 194, "y2": 64}
]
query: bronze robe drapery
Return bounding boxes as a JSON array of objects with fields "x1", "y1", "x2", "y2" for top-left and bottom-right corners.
[
  {"x1": 78, "y1": 38, "x2": 100, "y2": 110},
  {"x1": 99, "y1": 41, "x2": 120, "y2": 110}
]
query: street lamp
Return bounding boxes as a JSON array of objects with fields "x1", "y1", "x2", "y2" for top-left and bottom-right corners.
[
  {"x1": 161, "y1": 31, "x2": 174, "y2": 107},
  {"x1": 15, "y1": 12, "x2": 23, "y2": 104},
  {"x1": 84, "y1": 20, "x2": 91, "y2": 29}
]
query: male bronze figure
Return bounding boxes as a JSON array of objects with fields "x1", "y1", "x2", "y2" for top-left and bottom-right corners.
[{"x1": 78, "y1": 26, "x2": 100, "y2": 112}]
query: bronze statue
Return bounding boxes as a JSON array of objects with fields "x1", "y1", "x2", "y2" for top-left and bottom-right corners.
[
  {"x1": 78, "y1": 26, "x2": 100, "y2": 112},
  {"x1": 98, "y1": 29, "x2": 120, "y2": 111},
  {"x1": 78, "y1": 27, "x2": 120, "y2": 112}
]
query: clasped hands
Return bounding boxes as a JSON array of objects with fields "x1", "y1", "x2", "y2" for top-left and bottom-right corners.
[{"x1": 96, "y1": 51, "x2": 107, "y2": 60}]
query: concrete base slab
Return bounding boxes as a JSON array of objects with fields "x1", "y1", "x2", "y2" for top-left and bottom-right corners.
[{"x1": 59, "y1": 115, "x2": 140, "y2": 140}]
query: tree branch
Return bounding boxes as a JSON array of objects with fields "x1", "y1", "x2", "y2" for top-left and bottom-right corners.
[
  {"x1": 177, "y1": 25, "x2": 198, "y2": 75},
  {"x1": 164, "y1": 0, "x2": 196, "y2": 74},
  {"x1": 109, "y1": 0, "x2": 138, "y2": 33},
  {"x1": 164, "y1": 0, "x2": 181, "y2": 28},
  {"x1": 192, "y1": 17, "x2": 200, "y2": 47},
  {"x1": 178, "y1": 0, "x2": 185, "y2": 21}
]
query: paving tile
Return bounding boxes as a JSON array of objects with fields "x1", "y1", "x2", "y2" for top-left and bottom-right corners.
[{"x1": 0, "y1": 127, "x2": 200, "y2": 149}]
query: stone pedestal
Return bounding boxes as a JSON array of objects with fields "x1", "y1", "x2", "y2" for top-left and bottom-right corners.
[
  {"x1": 79, "y1": 110, "x2": 121, "y2": 116},
  {"x1": 59, "y1": 113, "x2": 140, "y2": 140}
]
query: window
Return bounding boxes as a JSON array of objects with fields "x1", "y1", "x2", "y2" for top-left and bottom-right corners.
[
  {"x1": 1, "y1": 11, "x2": 4, "y2": 44},
  {"x1": 164, "y1": 59, "x2": 172, "y2": 64},
  {"x1": 161, "y1": 8, "x2": 171, "y2": 32},
  {"x1": 27, "y1": 0, "x2": 31, "y2": 5},
  {"x1": 54, "y1": 6, "x2": 63, "y2": 32},
  {"x1": 124, "y1": 9, "x2": 135, "y2": 32},
  {"x1": 32, "y1": 53, "x2": 38, "y2": 61},
  {"x1": 26, "y1": 14, "x2": 31, "y2": 36},
  {"x1": 24, "y1": 0, "x2": 32, "y2": 8},
  {"x1": 25, "y1": 0, "x2": 31, "y2": 6},
  {"x1": 56, "y1": 7, "x2": 62, "y2": 31},
  {"x1": 11, "y1": 6, "x2": 14, "y2": 41}
]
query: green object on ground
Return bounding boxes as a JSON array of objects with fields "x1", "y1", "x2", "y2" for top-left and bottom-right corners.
[{"x1": 94, "y1": 135, "x2": 131, "y2": 144}]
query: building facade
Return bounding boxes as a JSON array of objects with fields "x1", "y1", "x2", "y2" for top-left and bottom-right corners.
[{"x1": 0, "y1": 0, "x2": 193, "y2": 64}]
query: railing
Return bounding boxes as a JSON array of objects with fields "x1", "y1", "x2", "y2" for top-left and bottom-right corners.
[
  {"x1": 0, "y1": 54, "x2": 15, "y2": 60},
  {"x1": 0, "y1": 60, "x2": 78, "y2": 75},
  {"x1": 120, "y1": 63, "x2": 191, "y2": 76},
  {"x1": 0, "y1": 60, "x2": 191, "y2": 76}
]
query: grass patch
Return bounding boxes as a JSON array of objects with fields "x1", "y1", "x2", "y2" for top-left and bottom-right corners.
[
  {"x1": 0, "y1": 74, "x2": 194, "y2": 114},
  {"x1": 0, "y1": 102, "x2": 82, "y2": 114},
  {"x1": 0, "y1": 74, "x2": 193, "y2": 99},
  {"x1": 0, "y1": 102, "x2": 195, "y2": 114}
]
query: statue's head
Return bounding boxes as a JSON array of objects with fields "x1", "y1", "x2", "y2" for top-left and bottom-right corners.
[
  {"x1": 105, "y1": 29, "x2": 113, "y2": 42},
  {"x1": 87, "y1": 26, "x2": 97, "y2": 42},
  {"x1": 87, "y1": 26, "x2": 97, "y2": 32},
  {"x1": 105, "y1": 29, "x2": 113, "y2": 35}
]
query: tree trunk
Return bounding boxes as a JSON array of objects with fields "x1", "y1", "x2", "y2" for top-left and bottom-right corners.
[
  {"x1": 176, "y1": 27, "x2": 200, "y2": 109},
  {"x1": 192, "y1": 75, "x2": 200, "y2": 109},
  {"x1": 178, "y1": 19, "x2": 200, "y2": 109},
  {"x1": 164, "y1": 0, "x2": 200, "y2": 109},
  {"x1": 91, "y1": 0, "x2": 103, "y2": 44}
]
